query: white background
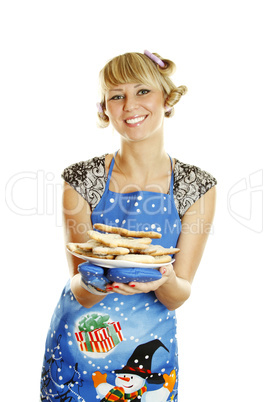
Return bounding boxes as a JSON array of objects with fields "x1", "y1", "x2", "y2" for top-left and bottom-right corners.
[{"x1": 1, "y1": 1, "x2": 267, "y2": 400}]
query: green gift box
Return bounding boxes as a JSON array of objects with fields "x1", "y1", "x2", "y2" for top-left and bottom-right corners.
[{"x1": 107, "y1": 322, "x2": 123, "y2": 346}]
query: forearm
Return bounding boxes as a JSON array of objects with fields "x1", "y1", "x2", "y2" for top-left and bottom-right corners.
[
  {"x1": 155, "y1": 271, "x2": 191, "y2": 311},
  {"x1": 71, "y1": 274, "x2": 106, "y2": 308}
]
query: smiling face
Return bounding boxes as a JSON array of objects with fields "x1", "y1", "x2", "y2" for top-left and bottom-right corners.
[
  {"x1": 105, "y1": 83, "x2": 166, "y2": 143},
  {"x1": 115, "y1": 373, "x2": 146, "y2": 392}
]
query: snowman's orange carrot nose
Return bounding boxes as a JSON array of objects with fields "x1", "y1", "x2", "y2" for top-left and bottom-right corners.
[{"x1": 118, "y1": 376, "x2": 131, "y2": 382}]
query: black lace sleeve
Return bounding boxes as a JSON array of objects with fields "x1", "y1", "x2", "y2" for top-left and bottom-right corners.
[
  {"x1": 173, "y1": 159, "x2": 217, "y2": 219},
  {"x1": 62, "y1": 154, "x2": 108, "y2": 211}
]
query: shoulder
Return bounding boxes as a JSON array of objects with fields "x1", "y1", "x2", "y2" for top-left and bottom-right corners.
[
  {"x1": 62, "y1": 154, "x2": 107, "y2": 184},
  {"x1": 173, "y1": 158, "x2": 217, "y2": 191},
  {"x1": 61, "y1": 154, "x2": 108, "y2": 210},
  {"x1": 173, "y1": 158, "x2": 217, "y2": 218}
]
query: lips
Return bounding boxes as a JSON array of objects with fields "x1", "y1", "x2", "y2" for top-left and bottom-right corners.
[{"x1": 124, "y1": 115, "x2": 147, "y2": 126}]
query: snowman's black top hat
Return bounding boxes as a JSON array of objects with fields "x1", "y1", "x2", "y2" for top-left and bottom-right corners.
[{"x1": 114, "y1": 339, "x2": 169, "y2": 384}]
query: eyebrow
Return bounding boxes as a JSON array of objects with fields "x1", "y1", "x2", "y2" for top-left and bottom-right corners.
[{"x1": 109, "y1": 84, "x2": 142, "y2": 92}]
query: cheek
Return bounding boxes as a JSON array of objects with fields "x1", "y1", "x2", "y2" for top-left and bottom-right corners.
[
  {"x1": 106, "y1": 106, "x2": 121, "y2": 124},
  {"x1": 147, "y1": 98, "x2": 165, "y2": 115},
  {"x1": 106, "y1": 99, "x2": 120, "y2": 113}
]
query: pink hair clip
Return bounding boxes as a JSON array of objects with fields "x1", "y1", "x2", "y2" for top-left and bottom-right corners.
[
  {"x1": 96, "y1": 102, "x2": 104, "y2": 114},
  {"x1": 165, "y1": 105, "x2": 172, "y2": 113},
  {"x1": 144, "y1": 50, "x2": 166, "y2": 68}
]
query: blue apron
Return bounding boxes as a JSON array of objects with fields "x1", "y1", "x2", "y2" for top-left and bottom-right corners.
[{"x1": 41, "y1": 155, "x2": 182, "y2": 402}]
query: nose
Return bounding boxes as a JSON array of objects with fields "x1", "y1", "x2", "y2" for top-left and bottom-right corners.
[
  {"x1": 123, "y1": 95, "x2": 138, "y2": 112},
  {"x1": 118, "y1": 376, "x2": 130, "y2": 382}
]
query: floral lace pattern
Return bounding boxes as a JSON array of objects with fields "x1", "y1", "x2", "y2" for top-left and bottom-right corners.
[
  {"x1": 62, "y1": 155, "x2": 107, "y2": 210},
  {"x1": 173, "y1": 160, "x2": 217, "y2": 218},
  {"x1": 62, "y1": 155, "x2": 217, "y2": 219}
]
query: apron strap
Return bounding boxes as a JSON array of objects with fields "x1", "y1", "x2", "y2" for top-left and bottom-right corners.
[
  {"x1": 106, "y1": 150, "x2": 118, "y2": 184},
  {"x1": 168, "y1": 154, "x2": 174, "y2": 195}
]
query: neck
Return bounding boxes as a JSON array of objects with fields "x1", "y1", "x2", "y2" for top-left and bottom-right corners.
[{"x1": 118, "y1": 138, "x2": 169, "y2": 179}]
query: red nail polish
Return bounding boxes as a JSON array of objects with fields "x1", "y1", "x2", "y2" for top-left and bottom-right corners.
[
  {"x1": 106, "y1": 287, "x2": 113, "y2": 291},
  {"x1": 113, "y1": 285, "x2": 119, "y2": 288},
  {"x1": 129, "y1": 284, "x2": 135, "y2": 287}
]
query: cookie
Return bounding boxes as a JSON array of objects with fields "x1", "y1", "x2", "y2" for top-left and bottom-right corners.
[
  {"x1": 87, "y1": 230, "x2": 150, "y2": 249},
  {"x1": 66, "y1": 243, "x2": 91, "y2": 255},
  {"x1": 144, "y1": 245, "x2": 180, "y2": 256},
  {"x1": 89, "y1": 253, "x2": 114, "y2": 260},
  {"x1": 66, "y1": 243, "x2": 114, "y2": 259},
  {"x1": 115, "y1": 254, "x2": 156, "y2": 264},
  {"x1": 92, "y1": 246, "x2": 130, "y2": 256},
  {"x1": 93, "y1": 223, "x2": 162, "y2": 239},
  {"x1": 70, "y1": 239, "x2": 102, "y2": 251},
  {"x1": 152, "y1": 255, "x2": 172, "y2": 264},
  {"x1": 67, "y1": 243, "x2": 79, "y2": 253},
  {"x1": 115, "y1": 254, "x2": 172, "y2": 264},
  {"x1": 130, "y1": 244, "x2": 159, "y2": 254},
  {"x1": 129, "y1": 244, "x2": 180, "y2": 256}
]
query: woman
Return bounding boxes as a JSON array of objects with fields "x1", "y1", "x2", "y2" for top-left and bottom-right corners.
[{"x1": 40, "y1": 51, "x2": 216, "y2": 401}]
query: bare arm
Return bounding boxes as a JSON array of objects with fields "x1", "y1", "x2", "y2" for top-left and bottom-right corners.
[
  {"x1": 155, "y1": 186, "x2": 216, "y2": 309},
  {"x1": 109, "y1": 186, "x2": 217, "y2": 310},
  {"x1": 62, "y1": 182, "x2": 106, "y2": 307}
]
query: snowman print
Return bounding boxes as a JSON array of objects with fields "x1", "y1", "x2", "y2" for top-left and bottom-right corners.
[{"x1": 92, "y1": 339, "x2": 176, "y2": 401}]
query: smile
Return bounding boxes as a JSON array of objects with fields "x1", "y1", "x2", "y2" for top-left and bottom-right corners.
[{"x1": 125, "y1": 115, "x2": 147, "y2": 125}]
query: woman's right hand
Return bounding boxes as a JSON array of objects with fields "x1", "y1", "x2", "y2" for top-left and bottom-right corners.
[{"x1": 71, "y1": 274, "x2": 107, "y2": 308}]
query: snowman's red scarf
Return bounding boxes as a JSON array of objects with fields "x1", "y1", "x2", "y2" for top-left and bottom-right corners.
[{"x1": 103, "y1": 385, "x2": 147, "y2": 401}]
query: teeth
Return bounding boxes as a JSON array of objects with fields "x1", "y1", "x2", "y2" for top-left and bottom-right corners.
[{"x1": 126, "y1": 116, "x2": 146, "y2": 124}]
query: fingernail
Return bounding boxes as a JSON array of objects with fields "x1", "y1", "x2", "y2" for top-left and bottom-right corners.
[
  {"x1": 162, "y1": 268, "x2": 166, "y2": 274},
  {"x1": 106, "y1": 287, "x2": 113, "y2": 291},
  {"x1": 129, "y1": 284, "x2": 135, "y2": 287},
  {"x1": 113, "y1": 285, "x2": 120, "y2": 289}
]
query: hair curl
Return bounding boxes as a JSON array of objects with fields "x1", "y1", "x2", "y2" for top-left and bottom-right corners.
[{"x1": 97, "y1": 52, "x2": 187, "y2": 128}]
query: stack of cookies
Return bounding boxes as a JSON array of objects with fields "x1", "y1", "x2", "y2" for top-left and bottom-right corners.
[{"x1": 67, "y1": 223, "x2": 180, "y2": 264}]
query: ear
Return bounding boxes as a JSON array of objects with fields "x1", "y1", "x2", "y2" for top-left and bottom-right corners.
[
  {"x1": 163, "y1": 94, "x2": 169, "y2": 107},
  {"x1": 102, "y1": 100, "x2": 109, "y2": 117},
  {"x1": 163, "y1": 94, "x2": 171, "y2": 112}
]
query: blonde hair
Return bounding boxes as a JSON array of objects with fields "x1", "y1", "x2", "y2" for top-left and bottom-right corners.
[{"x1": 97, "y1": 52, "x2": 187, "y2": 128}]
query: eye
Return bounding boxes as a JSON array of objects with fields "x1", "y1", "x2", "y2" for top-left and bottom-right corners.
[
  {"x1": 138, "y1": 89, "x2": 150, "y2": 95},
  {"x1": 110, "y1": 94, "x2": 124, "y2": 100}
]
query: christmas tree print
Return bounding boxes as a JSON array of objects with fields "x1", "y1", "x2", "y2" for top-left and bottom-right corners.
[{"x1": 40, "y1": 335, "x2": 85, "y2": 401}]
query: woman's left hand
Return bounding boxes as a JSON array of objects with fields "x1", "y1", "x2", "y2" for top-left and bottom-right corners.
[{"x1": 105, "y1": 264, "x2": 175, "y2": 295}]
